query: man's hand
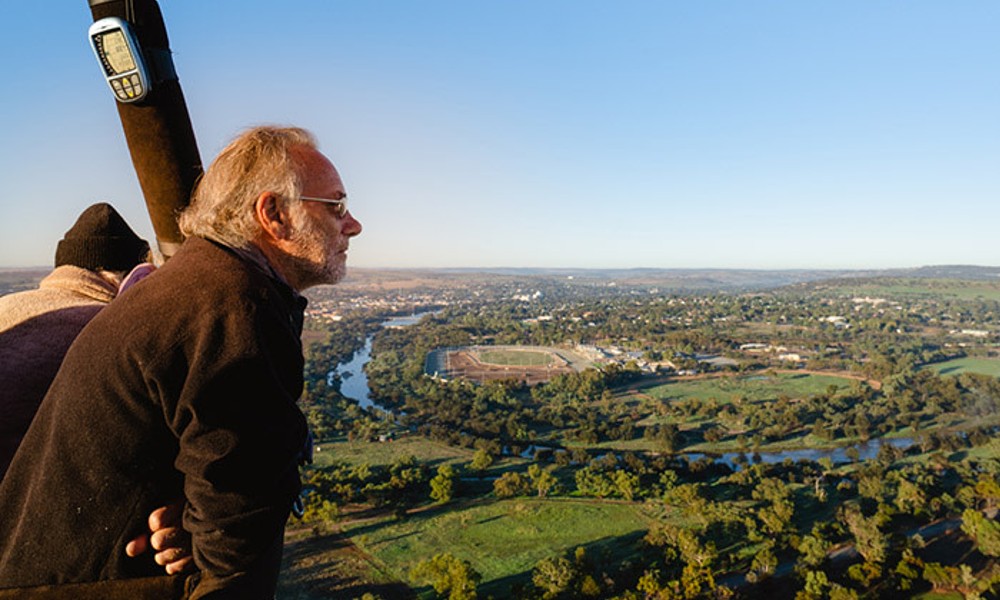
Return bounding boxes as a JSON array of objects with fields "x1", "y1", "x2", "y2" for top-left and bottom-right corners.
[{"x1": 125, "y1": 502, "x2": 194, "y2": 575}]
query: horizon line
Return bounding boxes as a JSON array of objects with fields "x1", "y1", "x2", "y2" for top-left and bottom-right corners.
[{"x1": 5, "y1": 264, "x2": 999, "y2": 273}]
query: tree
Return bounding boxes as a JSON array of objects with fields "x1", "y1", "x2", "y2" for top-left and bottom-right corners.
[
  {"x1": 895, "y1": 478, "x2": 927, "y2": 515},
  {"x1": 841, "y1": 506, "x2": 887, "y2": 565},
  {"x1": 680, "y1": 562, "x2": 717, "y2": 598},
  {"x1": 796, "y1": 533, "x2": 828, "y2": 570},
  {"x1": 528, "y1": 464, "x2": 559, "y2": 498},
  {"x1": 746, "y1": 542, "x2": 777, "y2": 584},
  {"x1": 493, "y1": 471, "x2": 531, "y2": 498},
  {"x1": 753, "y1": 478, "x2": 795, "y2": 536},
  {"x1": 532, "y1": 556, "x2": 577, "y2": 599},
  {"x1": 795, "y1": 570, "x2": 828, "y2": 600},
  {"x1": 858, "y1": 472, "x2": 887, "y2": 501},
  {"x1": 973, "y1": 475, "x2": 1000, "y2": 515},
  {"x1": 666, "y1": 484, "x2": 710, "y2": 526},
  {"x1": 575, "y1": 466, "x2": 616, "y2": 498},
  {"x1": 961, "y1": 508, "x2": 1000, "y2": 557},
  {"x1": 301, "y1": 496, "x2": 339, "y2": 534},
  {"x1": 410, "y1": 552, "x2": 480, "y2": 600},
  {"x1": 922, "y1": 563, "x2": 977, "y2": 595},
  {"x1": 894, "y1": 548, "x2": 924, "y2": 592},
  {"x1": 646, "y1": 423, "x2": 681, "y2": 453},
  {"x1": 674, "y1": 528, "x2": 717, "y2": 570},
  {"x1": 470, "y1": 448, "x2": 493, "y2": 473},
  {"x1": 658, "y1": 469, "x2": 679, "y2": 493},
  {"x1": 613, "y1": 469, "x2": 640, "y2": 501},
  {"x1": 430, "y1": 464, "x2": 457, "y2": 504}
]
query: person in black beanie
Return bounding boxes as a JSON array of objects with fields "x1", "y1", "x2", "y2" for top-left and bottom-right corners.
[
  {"x1": 52, "y1": 202, "x2": 152, "y2": 272},
  {"x1": 0, "y1": 202, "x2": 150, "y2": 479},
  {"x1": 0, "y1": 202, "x2": 191, "y2": 576}
]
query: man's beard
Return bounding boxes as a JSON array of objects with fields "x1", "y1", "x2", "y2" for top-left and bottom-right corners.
[{"x1": 287, "y1": 210, "x2": 345, "y2": 287}]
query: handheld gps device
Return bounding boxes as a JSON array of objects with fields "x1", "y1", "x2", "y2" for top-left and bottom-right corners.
[{"x1": 89, "y1": 17, "x2": 151, "y2": 103}]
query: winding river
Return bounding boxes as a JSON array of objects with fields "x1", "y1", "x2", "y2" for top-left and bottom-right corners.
[
  {"x1": 330, "y1": 312, "x2": 433, "y2": 410},
  {"x1": 685, "y1": 436, "x2": 914, "y2": 468}
]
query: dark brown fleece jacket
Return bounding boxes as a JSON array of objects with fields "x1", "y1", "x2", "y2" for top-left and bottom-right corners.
[{"x1": 0, "y1": 237, "x2": 308, "y2": 599}]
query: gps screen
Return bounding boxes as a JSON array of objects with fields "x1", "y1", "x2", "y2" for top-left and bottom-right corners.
[{"x1": 99, "y1": 29, "x2": 136, "y2": 75}]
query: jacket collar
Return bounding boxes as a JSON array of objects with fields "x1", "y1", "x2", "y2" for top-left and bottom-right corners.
[
  {"x1": 194, "y1": 238, "x2": 307, "y2": 311},
  {"x1": 39, "y1": 265, "x2": 119, "y2": 303}
]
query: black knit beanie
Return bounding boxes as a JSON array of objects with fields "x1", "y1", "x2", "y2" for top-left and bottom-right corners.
[{"x1": 54, "y1": 203, "x2": 151, "y2": 271}]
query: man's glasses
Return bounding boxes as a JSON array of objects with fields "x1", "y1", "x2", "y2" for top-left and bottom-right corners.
[{"x1": 299, "y1": 195, "x2": 349, "y2": 218}]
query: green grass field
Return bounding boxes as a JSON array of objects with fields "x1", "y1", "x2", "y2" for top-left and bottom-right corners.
[
  {"x1": 347, "y1": 498, "x2": 652, "y2": 598},
  {"x1": 477, "y1": 349, "x2": 556, "y2": 367},
  {"x1": 313, "y1": 436, "x2": 474, "y2": 469},
  {"x1": 922, "y1": 357, "x2": 1000, "y2": 377},
  {"x1": 537, "y1": 372, "x2": 867, "y2": 453},
  {"x1": 642, "y1": 372, "x2": 858, "y2": 404}
]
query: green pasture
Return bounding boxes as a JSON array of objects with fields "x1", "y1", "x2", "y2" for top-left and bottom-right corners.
[
  {"x1": 922, "y1": 357, "x2": 1000, "y2": 378},
  {"x1": 313, "y1": 436, "x2": 474, "y2": 469},
  {"x1": 477, "y1": 348, "x2": 556, "y2": 367},
  {"x1": 641, "y1": 372, "x2": 858, "y2": 404},
  {"x1": 346, "y1": 498, "x2": 651, "y2": 598},
  {"x1": 545, "y1": 372, "x2": 866, "y2": 453}
]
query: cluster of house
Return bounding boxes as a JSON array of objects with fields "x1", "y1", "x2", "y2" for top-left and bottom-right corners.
[
  {"x1": 304, "y1": 291, "x2": 448, "y2": 323},
  {"x1": 574, "y1": 344, "x2": 742, "y2": 376},
  {"x1": 739, "y1": 343, "x2": 804, "y2": 363}
]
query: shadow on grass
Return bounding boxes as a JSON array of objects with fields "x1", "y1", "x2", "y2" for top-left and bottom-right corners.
[
  {"x1": 280, "y1": 531, "x2": 416, "y2": 600},
  {"x1": 338, "y1": 499, "x2": 654, "y2": 597},
  {"x1": 476, "y1": 530, "x2": 651, "y2": 599},
  {"x1": 342, "y1": 496, "x2": 504, "y2": 540}
]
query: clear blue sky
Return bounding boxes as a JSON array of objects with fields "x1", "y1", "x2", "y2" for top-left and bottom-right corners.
[{"x1": 1, "y1": 1, "x2": 997, "y2": 269}]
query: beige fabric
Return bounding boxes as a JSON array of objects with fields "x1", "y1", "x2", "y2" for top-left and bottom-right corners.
[
  {"x1": 0, "y1": 266, "x2": 118, "y2": 332},
  {"x1": 0, "y1": 265, "x2": 120, "y2": 479}
]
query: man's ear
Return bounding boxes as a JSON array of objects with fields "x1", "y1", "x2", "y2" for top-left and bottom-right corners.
[{"x1": 254, "y1": 192, "x2": 291, "y2": 241}]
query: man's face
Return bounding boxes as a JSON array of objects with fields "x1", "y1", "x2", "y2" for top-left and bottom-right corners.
[{"x1": 284, "y1": 146, "x2": 363, "y2": 288}]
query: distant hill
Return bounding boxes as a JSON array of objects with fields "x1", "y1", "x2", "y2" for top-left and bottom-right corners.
[
  {"x1": 878, "y1": 265, "x2": 1000, "y2": 280},
  {"x1": 338, "y1": 264, "x2": 1000, "y2": 293},
  {"x1": 3, "y1": 265, "x2": 999, "y2": 297},
  {"x1": 0, "y1": 268, "x2": 48, "y2": 297}
]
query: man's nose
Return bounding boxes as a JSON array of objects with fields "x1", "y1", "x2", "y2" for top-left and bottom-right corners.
[{"x1": 343, "y1": 212, "x2": 362, "y2": 236}]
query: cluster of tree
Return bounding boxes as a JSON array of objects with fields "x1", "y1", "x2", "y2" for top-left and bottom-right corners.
[
  {"x1": 617, "y1": 455, "x2": 1000, "y2": 598},
  {"x1": 300, "y1": 454, "x2": 430, "y2": 525},
  {"x1": 408, "y1": 545, "x2": 628, "y2": 600},
  {"x1": 365, "y1": 444, "x2": 998, "y2": 598},
  {"x1": 491, "y1": 440, "x2": 1000, "y2": 596},
  {"x1": 410, "y1": 552, "x2": 480, "y2": 600}
]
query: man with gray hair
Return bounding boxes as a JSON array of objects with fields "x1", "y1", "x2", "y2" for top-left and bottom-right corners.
[{"x1": 0, "y1": 126, "x2": 362, "y2": 598}]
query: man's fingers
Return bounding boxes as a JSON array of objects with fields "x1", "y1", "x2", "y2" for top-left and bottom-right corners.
[
  {"x1": 125, "y1": 534, "x2": 149, "y2": 557},
  {"x1": 148, "y1": 502, "x2": 184, "y2": 531},
  {"x1": 154, "y1": 547, "x2": 190, "y2": 567},
  {"x1": 165, "y1": 556, "x2": 195, "y2": 575},
  {"x1": 150, "y1": 527, "x2": 189, "y2": 552},
  {"x1": 145, "y1": 505, "x2": 192, "y2": 576}
]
